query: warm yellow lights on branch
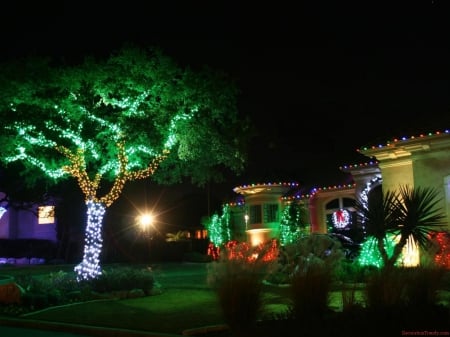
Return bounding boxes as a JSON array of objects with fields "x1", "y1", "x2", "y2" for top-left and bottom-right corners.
[
  {"x1": 57, "y1": 142, "x2": 169, "y2": 207},
  {"x1": 1, "y1": 46, "x2": 245, "y2": 281}
]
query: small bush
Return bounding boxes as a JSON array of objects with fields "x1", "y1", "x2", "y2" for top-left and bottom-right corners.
[
  {"x1": 0, "y1": 265, "x2": 156, "y2": 316},
  {"x1": 87, "y1": 266, "x2": 155, "y2": 295},
  {"x1": 15, "y1": 271, "x2": 90, "y2": 309}
]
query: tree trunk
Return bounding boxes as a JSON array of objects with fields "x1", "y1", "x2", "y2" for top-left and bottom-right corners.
[
  {"x1": 377, "y1": 236, "x2": 390, "y2": 267},
  {"x1": 74, "y1": 200, "x2": 106, "y2": 281},
  {"x1": 387, "y1": 235, "x2": 407, "y2": 268}
]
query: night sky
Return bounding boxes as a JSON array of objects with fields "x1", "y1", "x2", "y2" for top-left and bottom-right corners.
[{"x1": 2, "y1": 1, "x2": 450, "y2": 229}]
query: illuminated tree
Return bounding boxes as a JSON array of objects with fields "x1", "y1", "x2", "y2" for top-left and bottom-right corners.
[
  {"x1": 0, "y1": 46, "x2": 248, "y2": 280},
  {"x1": 279, "y1": 202, "x2": 309, "y2": 245},
  {"x1": 205, "y1": 204, "x2": 232, "y2": 248}
]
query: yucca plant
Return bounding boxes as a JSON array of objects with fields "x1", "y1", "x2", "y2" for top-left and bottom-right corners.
[
  {"x1": 356, "y1": 187, "x2": 402, "y2": 267},
  {"x1": 165, "y1": 230, "x2": 190, "y2": 242},
  {"x1": 388, "y1": 185, "x2": 447, "y2": 268},
  {"x1": 356, "y1": 185, "x2": 446, "y2": 269}
]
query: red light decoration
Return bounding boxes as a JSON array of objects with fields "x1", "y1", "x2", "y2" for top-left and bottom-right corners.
[
  {"x1": 207, "y1": 242, "x2": 220, "y2": 261},
  {"x1": 332, "y1": 209, "x2": 350, "y2": 228},
  {"x1": 220, "y1": 239, "x2": 278, "y2": 262},
  {"x1": 433, "y1": 232, "x2": 450, "y2": 269}
]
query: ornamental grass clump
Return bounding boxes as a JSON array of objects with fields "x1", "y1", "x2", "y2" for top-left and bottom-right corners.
[
  {"x1": 207, "y1": 240, "x2": 278, "y2": 336},
  {"x1": 365, "y1": 266, "x2": 447, "y2": 311},
  {"x1": 289, "y1": 257, "x2": 333, "y2": 319},
  {"x1": 287, "y1": 234, "x2": 345, "y2": 320},
  {"x1": 364, "y1": 266, "x2": 449, "y2": 329}
]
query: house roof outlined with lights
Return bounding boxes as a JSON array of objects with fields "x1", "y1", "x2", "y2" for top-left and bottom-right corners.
[{"x1": 224, "y1": 130, "x2": 450, "y2": 246}]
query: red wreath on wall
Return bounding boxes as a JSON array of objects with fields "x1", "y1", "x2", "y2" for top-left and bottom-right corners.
[{"x1": 332, "y1": 209, "x2": 350, "y2": 229}]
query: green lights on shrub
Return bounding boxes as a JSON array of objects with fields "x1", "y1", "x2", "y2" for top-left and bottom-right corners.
[
  {"x1": 205, "y1": 204, "x2": 232, "y2": 251},
  {"x1": 279, "y1": 202, "x2": 309, "y2": 246},
  {"x1": 357, "y1": 236, "x2": 396, "y2": 268}
]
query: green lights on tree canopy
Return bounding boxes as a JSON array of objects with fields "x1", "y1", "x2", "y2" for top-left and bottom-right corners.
[{"x1": 0, "y1": 46, "x2": 247, "y2": 280}]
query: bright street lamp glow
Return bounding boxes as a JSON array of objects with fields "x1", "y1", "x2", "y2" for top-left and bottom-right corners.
[{"x1": 138, "y1": 213, "x2": 154, "y2": 231}]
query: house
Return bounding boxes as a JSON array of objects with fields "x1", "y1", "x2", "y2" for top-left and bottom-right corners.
[
  {"x1": 0, "y1": 192, "x2": 57, "y2": 242},
  {"x1": 232, "y1": 182, "x2": 300, "y2": 246},
  {"x1": 223, "y1": 130, "x2": 450, "y2": 253},
  {"x1": 2, "y1": 129, "x2": 449, "y2": 264},
  {"x1": 0, "y1": 192, "x2": 57, "y2": 264},
  {"x1": 357, "y1": 129, "x2": 450, "y2": 227}
]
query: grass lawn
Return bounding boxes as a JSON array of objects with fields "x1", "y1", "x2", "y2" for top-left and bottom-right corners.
[
  {"x1": 1, "y1": 262, "x2": 449, "y2": 336},
  {"x1": 0, "y1": 262, "x2": 292, "y2": 335},
  {"x1": 21, "y1": 288, "x2": 225, "y2": 334}
]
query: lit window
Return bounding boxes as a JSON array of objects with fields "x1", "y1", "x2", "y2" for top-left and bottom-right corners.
[
  {"x1": 195, "y1": 229, "x2": 208, "y2": 239},
  {"x1": 38, "y1": 206, "x2": 55, "y2": 224}
]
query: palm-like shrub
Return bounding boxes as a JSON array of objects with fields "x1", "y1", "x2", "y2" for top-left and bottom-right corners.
[
  {"x1": 356, "y1": 185, "x2": 446, "y2": 269},
  {"x1": 165, "y1": 230, "x2": 190, "y2": 242},
  {"x1": 356, "y1": 187, "x2": 402, "y2": 266},
  {"x1": 389, "y1": 185, "x2": 447, "y2": 268}
]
